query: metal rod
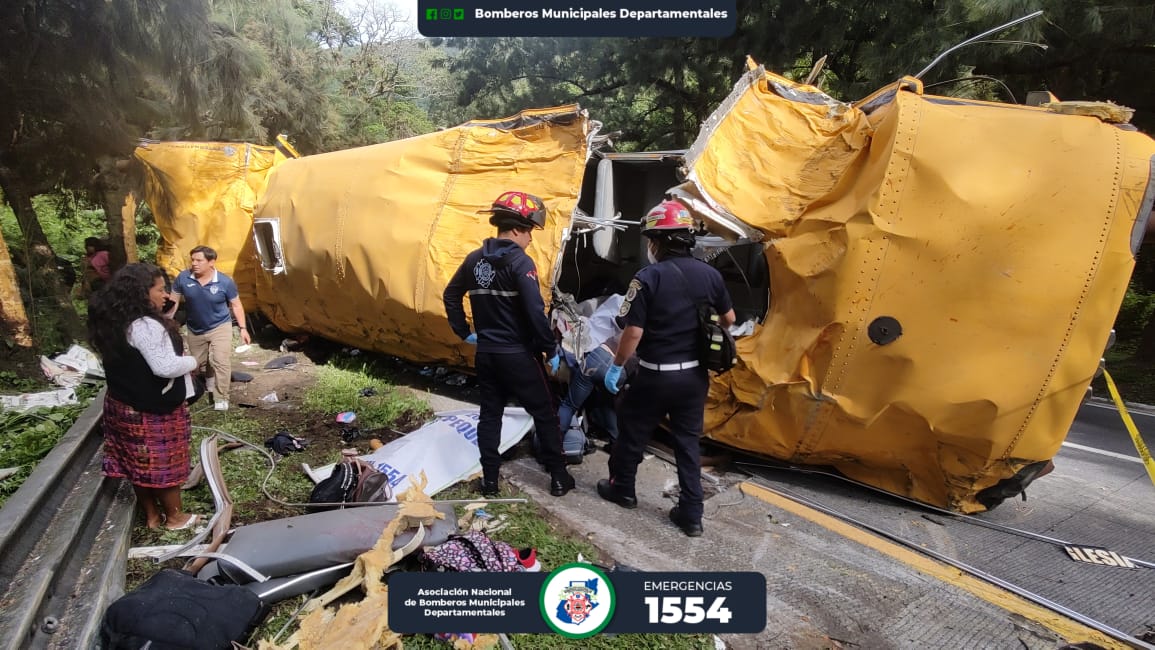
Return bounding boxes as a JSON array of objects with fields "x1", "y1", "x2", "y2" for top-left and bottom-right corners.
[{"x1": 915, "y1": 10, "x2": 1045, "y2": 79}]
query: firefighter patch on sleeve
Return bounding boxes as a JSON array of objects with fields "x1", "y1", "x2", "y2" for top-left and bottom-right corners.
[{"x1": 620, "y1": 278, "x2": 642, "y2": 317}]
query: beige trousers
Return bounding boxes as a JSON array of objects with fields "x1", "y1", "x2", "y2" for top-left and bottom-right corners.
[{"x1": 187, "y1": 323, "x2": 233, "y2": 401}]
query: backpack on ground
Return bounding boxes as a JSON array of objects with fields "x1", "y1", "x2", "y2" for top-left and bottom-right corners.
[
  {"x1": 308, "y1": 457, "x2": 392, "y2": 511},
  {"x1": 417, "y1": 530, "x2": 523, "y2": 572},
  {"x1": 101, "y1": 568, "x2": 267, "y2": 650}
]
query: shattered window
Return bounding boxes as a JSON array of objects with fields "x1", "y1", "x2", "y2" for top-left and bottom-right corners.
[{"x1": 253, "y1": 218, "x2": 285, "y2": 274}]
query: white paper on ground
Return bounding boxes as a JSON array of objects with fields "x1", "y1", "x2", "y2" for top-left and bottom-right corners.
[
  {"x1": 303, "y1": 408, "x2": 534, "y2": 498},
  {"x1": 0, "y1": 387, "x2": 78, "y2": 411},
  {"x1": 53, "y1": 344, "x2": 105, "y2": 378}
]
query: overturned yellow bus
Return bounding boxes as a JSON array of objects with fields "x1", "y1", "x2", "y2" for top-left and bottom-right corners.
[{"x1": 136, "y1": 66, "x2": 1155, "y2": 512}]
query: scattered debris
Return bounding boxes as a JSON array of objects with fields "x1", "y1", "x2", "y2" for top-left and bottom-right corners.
[
  {"x1": 261, "y1": 392, "x2": 280, "y2": 403},
  {"x1": 340, "y1": 427, "x2": 361, "y2": 443},
  {"x1": 0, "y1": 387, "x2": 78, "y2": 411},
  {"x1": 265, "y1": 355, "x2": 299, "y2": 370},
  {"x1": 241, "y1": 361, "x2": 260, "y2": 366},
  {"x1": 231, "y1": 371, "x2": 254, "y2": 383},
  {"x1": 0, "y1": 467, "x2": 19, "y2": 481},
  {"x1": 234, "y1": 344, "x2": 254, "y2": 354},
  {"x1": 358, "y1": 387, "x2": 377, "y2": 397},
  {"x1": 40, "y1": 344, "x2": 104, "y2": 387},
  {"x1": 304, "y1": 409, "x2": 533, "y2": 498},
  {"x1": 266, "y1": 431, "x2": 308, "y2": 455},
  {"x1": 336, "y1": 411, "x2": 357, "y2": 424},
  {"x1": 444, "y1": 373, "x2": 469, "y2": 386},
  {"x1": 1042, "y1": 100, "x2": 1134, "y2": 124}
]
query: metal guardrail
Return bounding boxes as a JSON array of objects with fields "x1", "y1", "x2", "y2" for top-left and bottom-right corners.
[{"x1": 0, "y1": 389, "x2": 135, "y2": 650}]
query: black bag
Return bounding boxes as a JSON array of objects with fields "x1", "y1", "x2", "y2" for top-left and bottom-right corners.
[
  {"x1": 667, "y1": 261, "x2": 738, "y2": 373},
  {"x1": 101, "y1": 568, "x2": 267, "y2": 650},
  {"x1": 308, "y1": 458, "x2": 392, "y2": 511}
]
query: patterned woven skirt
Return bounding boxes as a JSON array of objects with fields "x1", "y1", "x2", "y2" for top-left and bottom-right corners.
[{"x1": 101, "y1": 394, "x2": 191, "y2": 489}]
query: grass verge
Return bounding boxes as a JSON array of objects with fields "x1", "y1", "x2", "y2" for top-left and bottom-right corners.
[{"x1": 303, "y1": 363, "x2": 432, "y2": 431}]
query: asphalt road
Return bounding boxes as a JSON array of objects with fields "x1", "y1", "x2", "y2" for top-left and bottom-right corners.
[{"x1": 1065, "y1": 398, "x2": 1155, "y2": 459}]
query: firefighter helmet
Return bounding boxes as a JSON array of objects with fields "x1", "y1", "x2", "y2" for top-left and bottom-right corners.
[
  {"x1": 641, "y1": 200, "x2": 694, "y2": 236},
  {"x1": 484, "y1": 191, "x2": 547, "y2": 230}
]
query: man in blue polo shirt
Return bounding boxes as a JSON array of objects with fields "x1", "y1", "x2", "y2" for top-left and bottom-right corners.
[{"x1": 166, "y1": 245, "x2": 250, "y2": 411}]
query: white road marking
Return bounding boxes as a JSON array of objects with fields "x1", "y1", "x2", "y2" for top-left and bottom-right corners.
[{"x1": 1060, "y1": 441, "x2": 1142, "y2": 464}]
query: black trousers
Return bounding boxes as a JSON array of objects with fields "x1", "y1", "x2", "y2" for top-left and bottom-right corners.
[
  {"x1": 476, "y1": 351, "x2": 566, "y2": 482},
  {"x1": 608, "y1": 366, "x2": 709, "y2": 523}
]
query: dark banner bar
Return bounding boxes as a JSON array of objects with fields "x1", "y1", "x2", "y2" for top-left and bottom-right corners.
[
  {"x1": 417, "y1": 0, "x2": 737, "y2": 37},
  {"x1": 389, "y1": 567, "x2": 766, "y2": 637}
]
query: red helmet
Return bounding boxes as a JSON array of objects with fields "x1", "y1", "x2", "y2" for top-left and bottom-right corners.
[
  {"x1": 484, "y1": 191, "x2": 547, "y2": 230},
  {"x1": 641, "y1": 200, "x2": 694, "y2": 235}
]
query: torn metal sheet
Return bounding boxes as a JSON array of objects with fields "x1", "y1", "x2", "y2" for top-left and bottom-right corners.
[
  {"x1": 683, "y1": 63, "x2": 1155, "y2": 512},
  {"x1": 304, "y1": 408, "x2": 534, "y2": 496},
  {"x1": 260, "y1": 477, "x2": 440, "y2": 650}
]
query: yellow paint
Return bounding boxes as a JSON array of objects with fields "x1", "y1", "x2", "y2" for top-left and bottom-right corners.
[
  {"x1": 252, "y1": 105, "x2": 589, "y2": 366},
  {"x1": 135, "y1": 141, "x2": 293, "y2": 306},
  {"x1": 689, "y1": 65, "x2": 1155, "y2": 511},
  {"x1": 739, "y1": 481, "x2": 1126, "y2": 648}
]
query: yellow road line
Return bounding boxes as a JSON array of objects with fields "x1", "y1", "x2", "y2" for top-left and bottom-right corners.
[{"x1": 739, "y1": 481, "x2": 1126, "y2": 648}]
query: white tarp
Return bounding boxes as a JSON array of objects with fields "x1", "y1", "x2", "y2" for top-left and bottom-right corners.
[{"x1": 303, "y1": 408, "x2": 535, "y2": 497}]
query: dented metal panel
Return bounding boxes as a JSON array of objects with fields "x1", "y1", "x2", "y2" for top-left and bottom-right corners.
[{"x1": 684, "y1": 66, "x2": 1155, "y2": 511}]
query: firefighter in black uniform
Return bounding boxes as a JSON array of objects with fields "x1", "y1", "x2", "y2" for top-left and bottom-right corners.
[
  {"x1": 597, "y1": 199, "x2": 735, "y2": 536},
  {"x1": 443, "y1": 191, "x2": 576, "y2": 498}
]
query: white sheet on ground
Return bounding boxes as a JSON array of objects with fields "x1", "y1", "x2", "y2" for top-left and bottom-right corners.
[
  {"x1": 0, "y1": 387, "x2": 78, "y2": 411},
  {"x1": 303, "y1": 408, "x2": 534, "y2": 497}
]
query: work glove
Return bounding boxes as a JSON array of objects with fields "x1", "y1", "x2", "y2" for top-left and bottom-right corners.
[
  {"x1": 548, "y1": 354, "x2": 560, "y2": 374},
  {"x1": 604, "y1": 364, "x2": 624, "y2": 394},
  {"x1": 464, "y1": 333, "x2": 477, "y2": 344}
]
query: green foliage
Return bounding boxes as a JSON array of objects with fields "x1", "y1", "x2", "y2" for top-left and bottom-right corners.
[
  {"x1": 0, "y1": 400, "x2": 91, "y2": 508},
  {"x1": 135, "y1": 204, "x2": 161, "y2": 264},
  {"x1": 0, "y1": 371, "x2": 44, "y2": 392},
  {"x1": 1116, "y1": 285, "x2": 1155, "y2": 342},
  {"x1": 303, "y1": 364, "x2": 432, "y2": 431}
]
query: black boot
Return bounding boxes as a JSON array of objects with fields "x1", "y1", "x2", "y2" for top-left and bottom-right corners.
[
  {"x1": 596, "y1": 479, "x2": 637, "y2": 509},
  {"x1": 668, "y1": 506, "x2": 703, "y2": 537},
  {"x1": 550, "y1": 470, "x2": 576, "y2": 497},
  {"x1": 473, "y1": 477, "x2": 499, "y2": 497}
]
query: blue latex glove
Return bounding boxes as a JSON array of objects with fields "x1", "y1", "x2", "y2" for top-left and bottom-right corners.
[
  {"x1": 604, "y1": 364, "x2": 624, "y2": 394},
  {"x1": 464, "y1": 333, "x2": 477, "y2": 344},
  {"x1": 548, "y1": 354, "x2": 560, "y2": 374}
]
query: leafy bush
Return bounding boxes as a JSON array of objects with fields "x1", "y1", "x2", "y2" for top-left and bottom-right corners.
[
  {"x1": 1116, "y1": 284, "x2": 1155, "y2": 341},
  {"x1": 0, "y1": 401, "x2": 90, "y2": 508}
]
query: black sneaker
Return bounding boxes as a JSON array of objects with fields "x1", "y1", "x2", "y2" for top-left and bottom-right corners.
[
  {"x1": 473, "y1": 477, "x2": 499, "y2": 497},
  {"x1": 669, "y1": 506, "x2": 703, "y2": 537},
  {"x1": 596, "y1": 479, "x2": 637, "y2": 509},
  {"x1": 550, "y1": 471, "x2": 576, "y2": 497}
]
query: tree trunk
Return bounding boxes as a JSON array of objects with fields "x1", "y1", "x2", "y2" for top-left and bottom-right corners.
[
  {"x1": 0, "y1": 163, "x2": 82, "y2": 347},
  {"x1": 99, "y1": 157, "x2": 139, "y2": 272},
  {"x1": 0, "y1": 226, "x2": 33, "y2": 349}
]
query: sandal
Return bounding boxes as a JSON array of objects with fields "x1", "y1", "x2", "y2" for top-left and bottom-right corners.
[{"x1": 165, "y1": 514, "x2": 201, "y2": 531}]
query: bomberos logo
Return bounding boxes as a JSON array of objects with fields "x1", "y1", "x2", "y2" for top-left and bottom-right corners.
[{"x1": 539, "y1": 563, "x2": 616, "y2": 638}]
